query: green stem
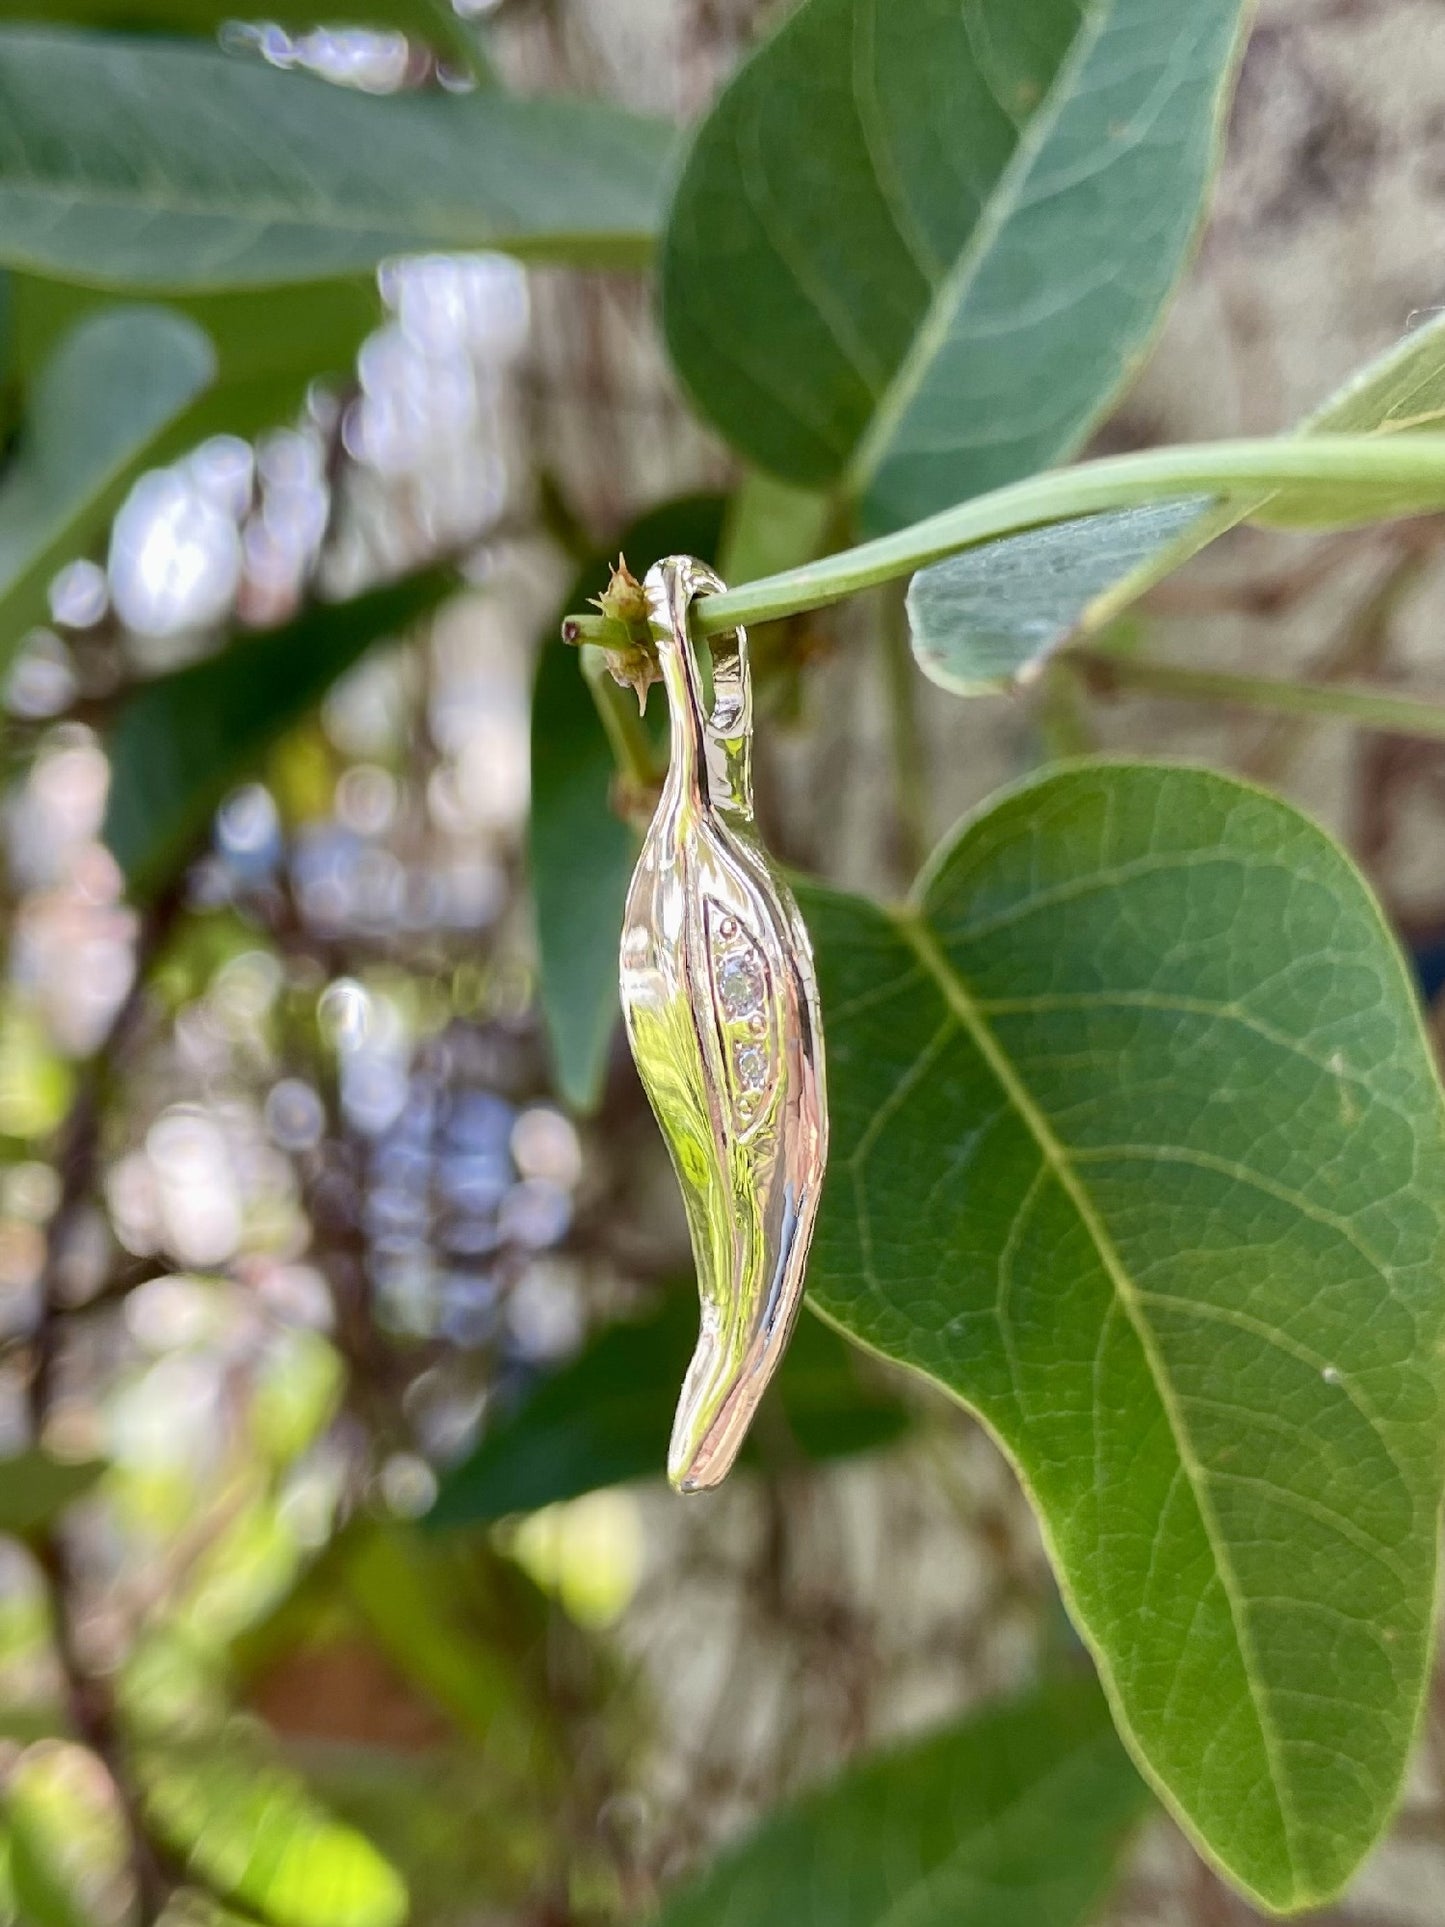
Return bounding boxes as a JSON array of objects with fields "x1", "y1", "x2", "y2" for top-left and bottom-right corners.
[
  {"x1": 1245, "y1": 545, "x2": 1431, "y2": 782},
  {"x1": 879, "y1": 584, "x2": 928, "y2": 874},
  {"x1": 580, "y1": 645, "x2": 660, "y2": 786},
  {"x1": 1072, "y1": 647, "x2": 1445, "y2": 742},
  {"x1": 563, "y1": 611, "x2": 634, "y2": 650},
  {"x1": 560, "y1": 434, "x2": 1445, "y2": 645},
  {"x1": 1035, "y1": 656, "x2": 1098, "y2": 760}
]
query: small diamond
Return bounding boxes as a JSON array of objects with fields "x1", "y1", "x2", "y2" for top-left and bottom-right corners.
[
  {"x1": 734, "y1": 1042, "x2": 768, "y2": 1091},
  {"x1": 718, "y1": 952, "x2": 763, "y2": 1017}
]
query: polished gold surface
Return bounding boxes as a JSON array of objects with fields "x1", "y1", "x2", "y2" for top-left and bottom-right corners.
[{"x1": 620, "y1": 556, "x2": 828, "y2": 1492}]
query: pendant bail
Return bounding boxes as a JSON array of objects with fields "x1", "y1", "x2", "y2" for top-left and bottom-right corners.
[{"x1": 647, "y1": 554, "x2": 753, "y2": 820}]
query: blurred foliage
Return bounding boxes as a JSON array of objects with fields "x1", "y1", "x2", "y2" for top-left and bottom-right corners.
[
  {"x1": 4, "y1": 6, "x2": 1445, "y2": 1927},
  {"x1": 431, "y1": 1291, "x2": 908, "y2": 1527},
  {"x1": 0, "y1": 308, "x2": 213, "y2": 672},
  {"x1": 0, "y1": 998, "x2": 71, "y2": 1139},
  {"x1": 653, "y1": 1676, "x2": 1151, "y2": 1927},
  {"x1": 141, "y1": 1730, "x2": 408, "y2": 1927},
  {"x1": 0, "y1": 1453, "x2": 104, "y2": 1540},
  {"x1": 0, "y1": 29, "x2": 672, "y2": 289},
  {"x1": 12, "y1": 276, "x2": 383, "y2": 455},
  {"x1": 2, "y1": 3, "x2": 480, "y2": 67},
  {"x1": 103, "y1": 569, "x2": 455, "y2": 897}
]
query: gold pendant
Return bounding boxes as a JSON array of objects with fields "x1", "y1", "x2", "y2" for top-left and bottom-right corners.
[{"x1": 620, "y1": 555, "x2": 828, "y2": 1491}]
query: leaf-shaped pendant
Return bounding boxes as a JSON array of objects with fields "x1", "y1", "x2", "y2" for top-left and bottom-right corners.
[{"x1": 620, "y1": 556, "x2": 828, "y2": 1492}]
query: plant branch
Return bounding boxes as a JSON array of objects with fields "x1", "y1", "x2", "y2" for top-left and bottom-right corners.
[
  {"x1": 1071, "y1": 647, "x2": 1445, "y2": 742},
  {"x1": 878, "y1": 585, "x2": 927, "y2": 875},
  {"x1": 1244, "y1": 545, "x2": 1434, "y2": 782},
  {"x1": 27, "y1": 878, "x2": 282, "y2": 1927},
  {"x1": 581, "y1": 645, "x2": 662, "y2": 791},
  {"x1": 559, "y1": 434, "x2": 1445, "y2": 646},
  {"x1": 28, "y1": 880, "x2": 185, "y2": 1923}
]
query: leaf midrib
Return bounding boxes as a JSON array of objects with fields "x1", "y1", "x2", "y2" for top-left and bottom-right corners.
[
  {"x1": 892, "y1": 905, "x2": 1303, "y2": 1887},
  {"x1": 841, "y1": 0, "x2": 1110, "y2": 501},
  {"x1": 0, "y1": 177, "x2": 650, "y2": 255}
]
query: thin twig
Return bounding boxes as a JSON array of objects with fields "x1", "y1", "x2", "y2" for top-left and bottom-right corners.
[
  {"x1": 1243, "y1": 544, "x2": 1433, "y2": 782},
  {"x1": 28, "y1": 881, "x2": 185, "y2": 1923},
  {"x1": 879, "y1": 582, "x2": 929, "y2": 877},
  {"x1": 1071, "y1": 646, "x2": 1445, "y2": 742},
  {"x1": 1139, "y1": 527, "x2": 1374, "y2": 618}
]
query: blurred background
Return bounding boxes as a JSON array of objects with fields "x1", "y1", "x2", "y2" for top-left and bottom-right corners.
[{"x1": 6, "y1": 1, "x2": 1445, "y2": 1922}]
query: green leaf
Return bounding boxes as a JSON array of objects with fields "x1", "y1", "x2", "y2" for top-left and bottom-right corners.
[
  {"x1": 719, "y1": 471, "x2": 833, "y2": 588},
  {"x1": 6, "y1": 1743, "x2": 131, "y2": 1927},
  {"x1": 429, "y1": 1294, "x2": 906, "y2": 1527},
  {"x1": 142, "y1": 1730, "x2": 408, "y2": 1927},
  {"x1": 683, "y1": 432, "x2": 1445, "y2": 641},
  {"x1": 908, "y1": 308, "x2": 1445, "y2": 693},
  {"x1": 13, "y1": 273, "x2": 381, "y2": 450},
  {"x1": 0, "y1": 28, "x2": 673, "y2": 292},
  {"x1": 800, "y1": 762, "x2": 1445, "y2": 1912},
  {"x1": 531, "y1": 495, "x2": 724, "y2": 1113},
  {"x1": 654, "y1": 1673, "x2": 1148, "y2": 1927},
  {"x1": 662, "y1": 0, "x2": 1249, "y2": 534},
  {"x1": 0, "y1": 1452, "x2": 104, "y2": 1539},
  {"x1": 103, "y1": 567, "x2": 454, "y2": 900},
  {"x1": 906, "y1": 499, "x2": 1208, "y2": 695},
  {"x1": 341, "y1": 1529, "x2": 552, "y2": 1763},
  {"x1": 6, "y1": 1815, "x2": 89, "y2": 1927},
  {"x1": 1294, "y1": 305, "x2": 1445, "y2": 438},
  {"x1": 0, "y1": 305, "x2": 214, "y2": 677}
]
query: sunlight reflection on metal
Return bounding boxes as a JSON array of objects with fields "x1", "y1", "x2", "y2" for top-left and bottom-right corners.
[{"x1": 620, "y1": 558, "x2": 828, "y2": 1492}]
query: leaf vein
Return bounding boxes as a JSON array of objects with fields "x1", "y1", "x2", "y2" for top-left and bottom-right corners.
[{"x1": 894, "y1": 905, "x2": 1305, "y2": 1884}]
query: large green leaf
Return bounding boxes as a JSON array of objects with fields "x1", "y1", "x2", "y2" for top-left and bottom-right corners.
[
  {"x1": 531, "y1": 496, "x2": 724, "y2": 1113},
  {"x1": 0, "y1": 28, "x2": 672, "y2": 292},
  {"x1": 662, "y1": 0, "x2": 1249, "y2": 534},
  {"x1": 654, "y1": 1674, "x2": 1149, "y2": 1927},
  {"x1": 429, "y1": 1292, "x2": 906, "y2": 1527},
  {"x1": 908, "y1": 308, "x2": 1445, "y2": 692},
  {"x1": 103, "y1": 567, "x2": 454, "y2": 899},
  {"x1": 801, "y1": 762, "x2": 1445, "y2": 1912},
  {"x1": 0, "y1": 305, "x2": 214, "y2": 675}
]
